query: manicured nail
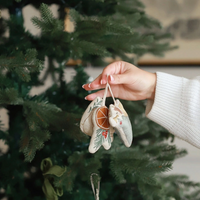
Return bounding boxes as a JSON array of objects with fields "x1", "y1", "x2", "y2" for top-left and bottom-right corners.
[
  {"x1": 88, "y1": 83, "x2": 91, "y2": 88},
  {"x1": 82, "y1": 84, "x2": 85, "y2": 88},
  {"x1": 100, "y1": 79, "x2": 106, "y2": 84},
  {"x1": 110, "y1": 75, "x2": 114, "y2": 82}
]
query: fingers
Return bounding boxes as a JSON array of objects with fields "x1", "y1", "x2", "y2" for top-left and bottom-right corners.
[
  {"x1": 101, "y1": 61, "x2": 135, "y2": 85},
  {"x1": 85, "y1": 89, "x2": 112, "y2": 101},
  {"x1": 82, "y1": 72, "x2": 129, "y2": 91},
  {"x1": 83, "y1": 61, "x2": 133, "y2": 90},
  {"x1": 100, "y1": 61, "x2": 126, "y2": 84},
  {"x1": 82, "y1": 61, "x2": 137, "y2": 101},
  {"x1": 107, "y1": 73, "x2": 132, "y2": 85},
  {"x1": 82, "y1": 74, "x2": 102, "y2": 91}
]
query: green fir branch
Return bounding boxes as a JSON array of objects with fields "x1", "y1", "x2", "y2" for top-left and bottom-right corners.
[
  {"x1": 0, "y1": 49, "x2": 43, "y2": 82},
  {"x1": 23, "y1": 100, "x2": 61, "y2": 129},
  {"x1": 31, "y1": 3, "x2": 63, "y2": 33},
  {"x1": 19, "y1": 100, "x2": 61, "y2": 161},
  {"x1": 0, "y1": 73, "x2": 13, "y2": 87},
  {"x1": 20, "y1": 127, "x2": 51, "y2": 162},
  {"x1": 0, "y1": 88, "x2": 23, "y2": 105},
  {"x1": 137, "y1": 179, "x2": 162, "y2": 200},
  {"x1": 70, "y1": 9, "x2": 133, "y2": 35},
  {"x1": 54, "y1": 151, "x2": 101, "y2": 191},
  {"x1": 185, "y1": 189, "x2": 200, "y2": 200},
  {"x1": 54, "y1": 166, "x2": 77, "y2": 192},
  {"x1": 70, "y1": 40, "x2": 110, "y2": 57},
  {"x1": 110, "y1": 158, "x2": 125, "y2": 183}
]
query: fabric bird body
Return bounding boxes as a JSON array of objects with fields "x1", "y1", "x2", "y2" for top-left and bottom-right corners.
[
  {"x1": 80, "y1": 89, "x2": 114, "y2": 153},
  {"x1": 80, "y1": 97, "x2": 102, "y2": 136},
  {"x1": 109, "y1": 99, "x2": 133, "y2": 147},
  {"x1": 80, "y1": 81, "x2": 133, "y2": 153}
]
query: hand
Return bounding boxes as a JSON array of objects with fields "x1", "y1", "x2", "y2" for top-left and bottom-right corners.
[{"x1": 82, "y1": 61, "x2": 156, "y2": 101}]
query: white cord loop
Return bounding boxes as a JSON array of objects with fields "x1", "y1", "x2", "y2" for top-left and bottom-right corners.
[{"x1": 102, "y1": 74, "x2": 116, "y2": 106}]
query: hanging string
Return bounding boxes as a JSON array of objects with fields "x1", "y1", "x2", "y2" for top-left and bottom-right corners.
[
  {"x1": 108, "y1": 82, "x2": 116, "y2": 105},
  {"x1": 90, "y1": 173, "x2": 100, "y2": 200},
  {"x1": 102, "y1": 82, "x2": 109, "y2": 106},
  {"x1": 102, "y1": 74, "x2": 116, "y2": 106},
  {"x1": 107, "y1": 74, "x2": 116, "y2": 105}
]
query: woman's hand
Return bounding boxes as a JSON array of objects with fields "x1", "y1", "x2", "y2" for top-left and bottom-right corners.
[{"x1": 82, "y1": 61, "x2": 156, "y2": 101}]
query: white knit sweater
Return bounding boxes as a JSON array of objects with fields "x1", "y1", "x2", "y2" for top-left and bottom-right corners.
[{"x1": 145, "y1": 72, "x2": 200, "y2": 148}]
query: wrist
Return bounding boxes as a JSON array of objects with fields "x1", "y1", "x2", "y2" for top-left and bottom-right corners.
[{"x1": 147, "y1": 73, "x2": 157, "y2": 100}]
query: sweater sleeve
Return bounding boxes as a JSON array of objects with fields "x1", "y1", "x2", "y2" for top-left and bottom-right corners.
[{"x1": 145, "y1": 72, "x2": 200, "y2": 148}]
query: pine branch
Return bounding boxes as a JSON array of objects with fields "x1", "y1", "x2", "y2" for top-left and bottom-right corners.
[
  {"x1": 137, "y1": 180, "x2": 162, "y2": 200},
  {"x1": 0, "y1": 88, "x2": 23, "y2": 105},
  {"x1": 70, "y1": 9, "x2": 133, "y2": 35},
  {"x1": 71, "y1": 40, "x2": 110, "y2": 57},
  {"x1": 20, "y1": 126, "x2": 51, "y2": 162},
  {"x1": 31, "y1": 3, "x2": 63, "y2": 33},
  {"x1": 110, "y1": 159, "x2": 125, "y2": 182},
  {"x1": 159, "y1": 174, "x2": 200, "y2": 199},
  {"x1": 23, "y1": 141, "x2": 36, "y2": 163},
  {"x1": 0, "y1": 49, "x2": 43, "y2": 82},
  {"x1": 168, "y1": 175, "x2": 200, "y2": 188},
  {"x1": 145, "y1": 143, "x2": 188, "y2": 162},
  {"x1": 93, "y1": 0, "x2": 104, "y2": 2},
  {"x1": 0, "y1": 73, "x2": 13, "y2": 87},
  {"x1": 186, "y1": 189, "x2": 200, "y2": 200},
  {"x1": 18, "y1": 100, "x2": 61, "y2": 162},
  {"x1": 110, "y1": 147, "x2": 172, "y2": 187},
  {"x1": 117, "y1": 0, "x2": 145, "y2": 10},
  {"x1": 54, "y1": 151, "x2": 101, "y2": 191},
  {"x1": 23, "y1": 100, "x2": 61, "y2": 130},
  {"x1": 133, "y1": 115, "x2": 149, "y2": 137},
  {"x1": 19, "y1": 129, "x2": 30, "y2": 152}
]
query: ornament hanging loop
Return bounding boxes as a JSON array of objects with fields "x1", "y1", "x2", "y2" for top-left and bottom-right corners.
[
  {"x1": 90, "y1": 173, "x2": 100, "y2": 200},
  {"x1": 102, "y1": 74, "x2": 116, "y2": 106}
]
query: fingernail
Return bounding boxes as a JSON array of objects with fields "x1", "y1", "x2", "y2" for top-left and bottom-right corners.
[
  {"x1": 82, "y1": 84, "x2": 85, "y2": 88},
  {"x1": 88, "y1": 83, "x2": 91, "y2": 88},
  {"x1": 100, "y1": 79, "x2": 106, "y2": 84},
  {"x1": 110, "y1": 75, "x2": 114, "y2": 82},
  {"x1": 85, "y1": 97, "x2": 87, "y2": 100}
]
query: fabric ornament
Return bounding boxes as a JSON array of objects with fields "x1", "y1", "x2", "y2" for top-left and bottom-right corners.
[
  {"x1": 41, "y1": 158, "x2": 66, "y2": 200},
  {"x1": 80, "y1": 83, "x2": 114, "y2": 153},
  {"x1": 80, "y1": 96, "x2": 102, "y2": 137},
  {"x1": 109, "y1": 98, "x2": 133, "y2": 147},
  {"x1": 80, "y1": 78, "x2": 133, "y2": 153},
  {"x1": 107, "y1": 83, "x2": 133, "y2": 147}
]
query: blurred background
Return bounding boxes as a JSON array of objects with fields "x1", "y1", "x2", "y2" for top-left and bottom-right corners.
[{"x1": 1, "y1": 0, "x2": 200, "y2": 188}]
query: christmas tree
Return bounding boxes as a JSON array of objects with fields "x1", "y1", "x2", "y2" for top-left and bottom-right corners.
[{"x1": 0, "y1": 0, "x2": 200, "y2": 199}]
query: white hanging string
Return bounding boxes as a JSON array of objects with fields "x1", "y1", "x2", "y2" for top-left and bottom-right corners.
[
  {"x1": 90, "y1": 173, "x2": 100, "y2": 200},
  {"x1": 108, "y1": 82, "x2": 116, "y2": 105},
  {"x1": 102, "y1": 74, "x2": 116, "y2": 106},
  {"x1": 102, "y1": 82, "x2": 109, "y2": 106}
]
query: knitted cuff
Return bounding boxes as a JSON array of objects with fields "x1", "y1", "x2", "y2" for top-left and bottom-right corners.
[
  {"x1": 145, "y1": 72, "x2": 200, "y2": 148},
  {"x1": 145, "y1": 72, "x2": 184, "y2": 134}
]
